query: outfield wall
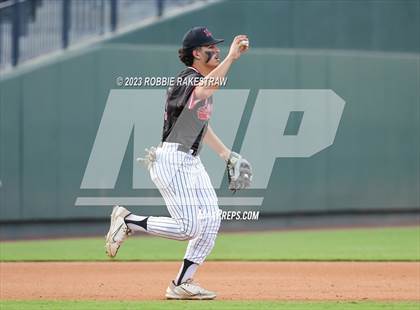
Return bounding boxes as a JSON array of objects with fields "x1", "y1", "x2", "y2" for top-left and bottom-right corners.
[{"x1": 1, "y1": 44, "x2": 418, "y2": 221}]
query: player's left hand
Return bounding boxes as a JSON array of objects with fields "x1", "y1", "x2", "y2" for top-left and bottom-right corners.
[{"x1": 226, "y1": 152, "x2": 253, "y2": 192}]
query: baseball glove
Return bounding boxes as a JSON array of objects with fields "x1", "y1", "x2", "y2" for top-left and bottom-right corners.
[{"x1": 226, "y1": 152, "x2": 253, "y2": 192}]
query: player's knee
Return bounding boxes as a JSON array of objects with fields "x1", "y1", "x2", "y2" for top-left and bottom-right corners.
[
  {"x1": 180, "y1": 220, "x2": 202, "y2": 240},
  {"x1": 181, "y1": 229, "x2": 200, "y2": 240}
]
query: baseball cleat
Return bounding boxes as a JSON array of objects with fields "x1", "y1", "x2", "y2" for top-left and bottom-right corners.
[
  {"x1": 105, "y1": 205, "x2": 131, "y2": 258},
  {"x1": 165, "y1": 279, "x2": 216, "y2": 300}
]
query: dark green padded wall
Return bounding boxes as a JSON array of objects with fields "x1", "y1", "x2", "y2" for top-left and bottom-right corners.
[{"x1": 1, "y1": 45, "x2": 418, "y2": 220}]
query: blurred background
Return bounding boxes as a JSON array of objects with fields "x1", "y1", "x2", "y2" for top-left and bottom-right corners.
[{"x1": 0, "y1": 0, "x2": 419, "y2": 239}]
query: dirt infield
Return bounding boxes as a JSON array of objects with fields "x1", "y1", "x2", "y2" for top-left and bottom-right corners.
[{"x1": 1, "y1": 262, "x2": 419, "y2": 301}]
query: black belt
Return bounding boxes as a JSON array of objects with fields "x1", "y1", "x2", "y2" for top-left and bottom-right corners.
[
  {"x1": 177, "y1": 144, "x2": 198, "y2": 156},
  {"x1": 160, "y1": 141, "x2": 198, "y2": 156}
]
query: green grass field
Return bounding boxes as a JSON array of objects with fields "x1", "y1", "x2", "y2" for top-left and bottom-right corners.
[
  {"x1": 0, "y1": 301, "x2": 419, "y2": 310},
  {"x1": 1, "y1": 227, "x2": 419, "y2": 261},
  {"x1": 1, "y1": 227, "x2": 419, "y2": 309}
]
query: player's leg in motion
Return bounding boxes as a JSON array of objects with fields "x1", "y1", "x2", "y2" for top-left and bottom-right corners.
[
  {"x1": 165, "y1": 157, "x2": 221, "y2": 300},
  {"x1": 105, "y1": 143, "x2": 221, "y2": 299}
]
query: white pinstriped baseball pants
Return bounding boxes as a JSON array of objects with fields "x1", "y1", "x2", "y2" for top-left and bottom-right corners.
[{"x1": 147, "y1": 142, "x2": 221, "y2": 264}]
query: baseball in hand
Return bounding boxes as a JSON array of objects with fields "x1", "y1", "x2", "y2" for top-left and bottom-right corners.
[{"x1": 239, "y1": 40, "x2": 249, "y2": 47}]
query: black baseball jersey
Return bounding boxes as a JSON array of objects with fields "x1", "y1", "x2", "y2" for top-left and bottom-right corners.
[{"x1": 162, "y1": 67, "x2": 213, "y2": 154}]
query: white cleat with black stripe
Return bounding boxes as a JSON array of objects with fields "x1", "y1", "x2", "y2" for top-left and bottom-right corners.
[
  {"x1": 105, "y1": 205, "x2": 131, "y2": 258},
  {"x1": 165, "y1": 279, "x2": 216, "y2": 300}
]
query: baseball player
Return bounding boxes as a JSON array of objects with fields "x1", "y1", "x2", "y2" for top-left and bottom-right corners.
[{"x1": 105, "y1": 26, "x2": 252, "y2": 300}]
